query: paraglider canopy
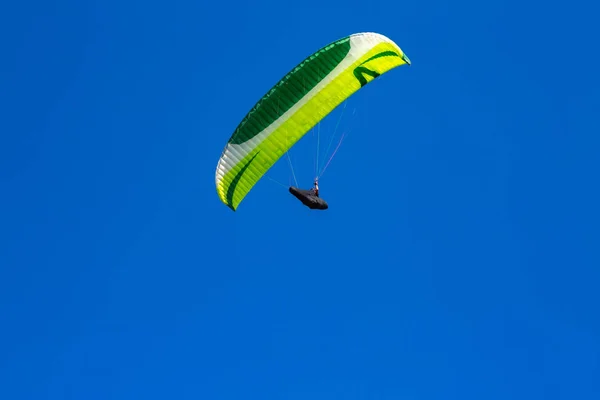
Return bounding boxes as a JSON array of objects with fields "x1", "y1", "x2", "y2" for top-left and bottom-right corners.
[{"x1": 215, "y1": 32, "x2": 411, "y2": 211}]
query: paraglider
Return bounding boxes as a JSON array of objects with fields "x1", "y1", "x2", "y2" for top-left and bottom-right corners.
[
  {"x1": 215, "y1": 32, "x2": 411, "y2": 211},
  {"x1": 289, "y1": 179, "x2": 328, "y2": 210}
]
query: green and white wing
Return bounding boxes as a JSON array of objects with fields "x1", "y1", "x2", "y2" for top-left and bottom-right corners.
[{"x1": 215, "y1": 32, "x2": 411, "y2": 211}]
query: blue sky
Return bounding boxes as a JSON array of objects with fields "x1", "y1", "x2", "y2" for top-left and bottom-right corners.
[{"x1": 1, "y1": 0, "x2": 599, "y2": 399}]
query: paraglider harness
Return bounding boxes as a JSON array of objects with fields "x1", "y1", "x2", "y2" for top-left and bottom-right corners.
[{"x1": 289, "y1": 178, "x2": 328, "y2": 210}]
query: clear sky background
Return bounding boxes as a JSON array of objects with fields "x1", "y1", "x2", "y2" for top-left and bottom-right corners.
[{"x1": 1, "y1": 0, "x2": 599, "y2": 399}]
